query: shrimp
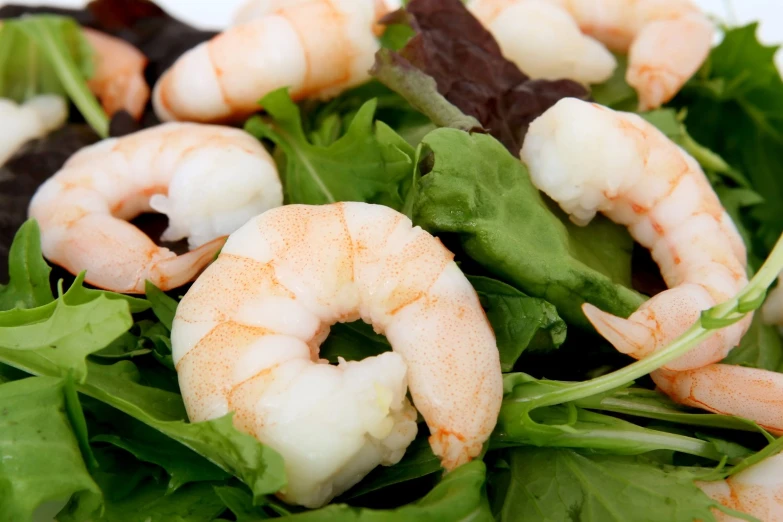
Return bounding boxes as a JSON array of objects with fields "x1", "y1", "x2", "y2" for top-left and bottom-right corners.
[
  {"x1": 28, "y1": 122, "x2": 282, "y2": 294},
  {"x1": 0, "y1": 95, "x2": 67, "y2": 166},
  {"x1": 652, "y1": 365, "x2": 783, "y2": 434},
  {"x1": 697, "y1": 451, "x2": 783, "y2": 521},
  {"x1": 153, "y1": 0, "x2": 386, "y2": 123},
  {"x1": 467, "y1": 0, "x2": 617, "y2": 85},
  {"x1": 520, "y1": 97, "x2": 751, "y2": 372},
  {"x1": 171, "y1": 202, "x2": 503, "y2": 507},
  {"x1": 468, "y1": 0, "x2": 714, "y2": 110},
  {"x1": 83, "y1": 28, "x2": 150, "y2": 120}
]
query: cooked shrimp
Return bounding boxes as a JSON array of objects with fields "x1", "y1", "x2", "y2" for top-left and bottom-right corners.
[
  {"x1": 171, "y1": 202, "x2": 503, "y2": 507},
  {"x1": 467, "y1": 0, "x2": 617, "y2": 84},
  {"x1": 0, "y1": 95, "x2": 67, "y2": 166},
  {"x1": 521, "y1": 98, "x2": 751, "y2": 371},
  {"x1": 28, "y1": 122, "x2": 282, "y2": 294},
  {"x1": 153, "y1": 0, "x2": 386, "y2": 123},
  {"x1": 83, "y1": 28, "x2": 150, "y2": 120},
  {"x1": 697, "y1": 451, "x2": 783, "y2": 522},
  {"x1": 652, "y1": 365, "x2": 783, "y2": 434},
  {"x1": 469, "y1": 0, "x2": 713, "y2": 109}
]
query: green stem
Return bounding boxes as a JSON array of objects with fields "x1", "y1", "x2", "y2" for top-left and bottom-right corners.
[{"x1": 526, "y1": 233, "x2": 783, "y2": 410}]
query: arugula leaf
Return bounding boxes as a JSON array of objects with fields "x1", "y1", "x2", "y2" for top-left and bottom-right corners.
[
  {"x1": 676, "y1": 24, "x2": 783, "y2": 256},
  {"x1": 80, "y1": 360, "x2": 286, "y2": 501},
  {"x1": 145, "y1": 280, "x2": 177, "y2": 330},
  {"x1": 92, "y1": 416, "x2": 230, "y2": 492},
  {"x1": 468, "y1": 276, "x2": 565, "y2": 371},
  {"x1": 342, "y1": 435, "x2": 441, "y2": 500},
  {"x1": 0, "y1": 274, "x2": 132, "y2": 381},
  {"x1": 280, "y1": 461, "x2": 492, "y2": 521},
  {"x1": 0, "y1": 376, "x2": 102, "y2": 522},
  {"x1": 412, "y1": 128, "x2": 643, "y2": 328},
  {"x1": 245, "y1": 88, "x2": 414, "y2": 209},
  {"x1": 214, "y1": 485, "x2": 270, "y2": 521},
  {"x1": 320, "y1": 321, "x2": 391, "y2": 363},
  {"x1": 0, "y1": 220, "x2": 53, "y2": 311},
  {"x1": 66, "y1": 479, "x2": 227, "y2": 522},
  {"x1": 722, "y1": 312, "x2": 783, "y2": 371},
  {"x1": 0, "y1": 15, "x2": 109, "y2": 137},
  {"x1": 495, "y1": 448, "x2": 719, "y2": 522}
]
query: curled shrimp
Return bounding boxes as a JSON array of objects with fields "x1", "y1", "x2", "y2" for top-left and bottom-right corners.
[
  {"x1": 467, "y1": 0, "x2": 617, "y2": 85},
  {"x1": 521, "y1": 97, "x2": 751, "y2": 372},
  {"x1": 171, "y1": 202, "x2": 503, "y2": 507},
  {"x1": 0, "y1": 95, "x2": 67, "y2": 165},
  {"x1": 28, "y1": 122, "x2": 282, "y2": 293},
  {"x1": 697, "y1": 451, "x2": 783, "y2": 521},
  {"x1": 469, "y1": 0, "x2": 713, "y2": 110},
  {"x1": 153, "y1": 0, "x2": 388, "y2": 123},
  {"x1": 83, "y1": 28, "x2": 150, "y2": 120}
]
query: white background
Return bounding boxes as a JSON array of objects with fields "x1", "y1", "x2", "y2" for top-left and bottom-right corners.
[
  {"x1": 2, "y1": 0, "x2": 783, "y2": 37},
  {"x1": 4, "y1": 0, "x2": 782, "y2": 66}
]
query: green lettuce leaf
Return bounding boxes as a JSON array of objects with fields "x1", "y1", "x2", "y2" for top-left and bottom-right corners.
[
  {"x1": 493, "y1": 448, "x2": 720, "y2": 522},
  {"x1": 280, "y1": 461, "x2": 492, "y2": 522},
  {"x1": 0, "y1": 376, "x2": 102, "y2": 522},
  {"x1": 412, "y1": 128, "x2": 643, "y2": 328},
  {"x1": 213, "y1": 485, "x2": 292, "y2": 520},
  {"x1": 0, "y1": 274, "x2": 132, "y2": 382},
  {"x1": 80, "y1": 360, "x2": 286, "y2": 501},
  {"x1": 244, "y1": 88, "x2": 414, "y2": 209},
  {"x1": 468, "y1": 276, "x2": 565, "y2": 371},
  {"x1": 0, "y1": 15, "x2": 108, "y2": 137},
  {"x1": 722, "y1": 313, "x2": 783, "y2": 371},
  {"x1": 676, "y1": 23, "x2": 783, "y2": 256},
  {"x1": 0, "y1": 220, "x2": 53, "y2": 311},
  {"x1": 145, "y1": 281, "x2": 177, "y2": 331}
]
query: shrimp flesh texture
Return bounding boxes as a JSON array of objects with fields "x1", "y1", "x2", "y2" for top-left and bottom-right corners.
[
  {"x1": 467, "y1": 0, "x2": 617, "y2": 85},
  {"x1": 697, "y1": 451, "x2": 783, "y2": 521},
  {"x1": 653, "y1": 365, "x2": 783, "y2": 434},
  {"x1": 521, "y1": 97, "x2": 751, "y2": 372},
  {"x1": 0, "y1": 95, "x2": 67, "y2": 166},
  {"x1": 468, "y1": 0, "x2": 714, "y2": 110},
  {"x1": 153, "y1": 0, "x2": 384, "y2": 123},
  {"x1": 83, "y1": 28, "x2": 150, "y2": 120},
  {"x1": 172, "y1": 202, "x2": 503, "y2": 507},
  {"x1": 28, "y1": 122, "x2": 282, "y2": 294}
]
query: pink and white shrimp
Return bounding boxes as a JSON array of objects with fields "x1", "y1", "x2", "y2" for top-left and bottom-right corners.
[
  {"x1": 697, "y1": 451, "x2": 783, "y2": 521},
  {"x1": 83, "y1": 28, "x2": 150, "y2": 120},
  {"x1": 521, "y1": 97, "x2": 751, "y2": 372},
  {"x1": 28, "y1": 122, "x2": 282, "y2": 293},
  {"x1": 153, "y1": 0, "x2": 396, "y2": 123},
  {"x1": 171, "y1": 202, "x2": 503, "y2": 507},
  {"x1": 469, "y1": 0, "x2": 714, "y2": 110},
  {"x1": 0, "y1": 95, "x2": 67, "y2": 166}
]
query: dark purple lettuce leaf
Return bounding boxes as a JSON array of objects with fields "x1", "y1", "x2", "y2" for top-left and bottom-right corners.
[
  {"x1": 372, "y1": 0, "x2": 589, "y2": 153},
  {"x1": 0, "y1": 126, "x2": 100, "y2": 280}
]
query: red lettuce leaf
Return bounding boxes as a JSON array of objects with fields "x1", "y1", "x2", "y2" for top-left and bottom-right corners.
[{"x1": 372, "y1": 0, "x2": 589, "y2": 153}]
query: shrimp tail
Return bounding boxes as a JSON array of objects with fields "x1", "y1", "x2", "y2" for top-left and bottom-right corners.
[
  {"x1": 582, "y1": 303, "x2": 655, "y2": 357},
  {"x1": 146, "y1": 237, "x2": 225, "y2": 292}
]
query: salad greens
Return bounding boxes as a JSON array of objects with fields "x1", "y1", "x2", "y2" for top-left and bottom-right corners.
[
  {"x1": 1, "y1": 0, "x2": 783, "y2": 521},
  {"x1": 0, "y1": 15, "x2": 109, "y2": 137}
]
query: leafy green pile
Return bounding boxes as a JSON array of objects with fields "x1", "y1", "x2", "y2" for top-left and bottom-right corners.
[{"x1": 2, "y1": 0, "x2": 783, "y2": 521}]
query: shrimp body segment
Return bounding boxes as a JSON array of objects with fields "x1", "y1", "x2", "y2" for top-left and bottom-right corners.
[
  {"x1": 0, "y1": 95, "x2": 67, "y2": 165},
  {"x1": 697, "y1": 452, "x2": 783, "y2": 522},
  {"x1": 153, "y1": 0, "x2": 383, "y2": 123},
  {"x1": 468, "y1": 0, "x2": 713, "y2": 109},
  {"x1": 521, "y1": 98, "x2": 751, "y2": 372},
  {"x1": 83, "y1": 28, "x2": 150, "y2": 120},
  {"x1": 28, "y1": 122, "x2": 282, "y2": 293},
  {"x1": 652, "y1": 365, "x2": 783, "y2": 435},
  {"x1": 172, "y1": 202, "x2": 503, "y2": 507},
  {"x1": 468, "y1": 0, "x2": 617, "y2": 85}
]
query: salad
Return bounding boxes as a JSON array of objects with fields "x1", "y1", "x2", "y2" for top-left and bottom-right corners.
[{"x1": 1, "y1": 0, "x2": 783, "y2": 521}]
